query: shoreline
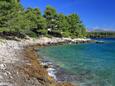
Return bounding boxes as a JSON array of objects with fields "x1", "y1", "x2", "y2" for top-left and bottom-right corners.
[
  {"x1": 0, "y1": 37, "x2": 92, "y2": 86},
  {"x1": 29, "y1": 37, "x2": 93, "y2": 85},
  {"x1": 23, "y1": 44, "x2": 73, "y2": 86},
  {"x1": 23, "y1": 43, "x2": 75, "y2": 86}
]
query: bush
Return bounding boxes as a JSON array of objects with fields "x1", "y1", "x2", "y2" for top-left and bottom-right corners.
[
  {"x1": 48, "y1": 30, "x2": 62, "y2": 37},
  {"x1": 25, "y1": 31, "x2": 38, "y2": 38},
  {"x1": 62, "y1": 32, "x2": 70, "y2": 37}
]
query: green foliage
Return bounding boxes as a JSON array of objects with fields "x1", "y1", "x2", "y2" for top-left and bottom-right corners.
[
  {"x1": 56, "y1": 14, "x2": 71, "y2": 37},
  {"x1": 0, "y1": 0, "x2": 24, "y2": 31},
  {"x1": 62, "y1": 31, "x2": 70, "y2": 37},
  {"x1": 25, "y1": 31, "x2": 37, "y2": 38},
  {"x1": 44, "y1": 5, "x2": 57, "y2": 18},
  {"x1": 44, "y1": 5, "x2": 58, "y2": 31},
  {"x1": 9, "y1": 14, "x2": 31, "y2": 32},
  {"x1": 36, "y1": 16, "x2": 47, "y2": 34},
  {"x1": 0, "y1": 1, "x2": 87, "y2": 38},
  {"x1": 25, "y1": 8, "x2": 47, "y2": 36},
  {"x1": 67, "y1": 14, "x2": 86, "y2": 38},
  {"x1": 57, "y1": 14, "x2": 69, "y2": 32}
]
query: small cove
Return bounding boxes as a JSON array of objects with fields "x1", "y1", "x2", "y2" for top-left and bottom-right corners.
[{"x1": 38, "y1": 38, "x2": 115, "y2": 86}]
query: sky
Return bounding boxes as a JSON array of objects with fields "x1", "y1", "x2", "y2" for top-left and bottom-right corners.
[{"x1": 20, "y1": 0, "x2": 115, "y2": 31}]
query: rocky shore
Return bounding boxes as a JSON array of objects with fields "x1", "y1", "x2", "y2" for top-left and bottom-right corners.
[{"x1": 0, "y1": 37, "x2": 92, "y2": 86}]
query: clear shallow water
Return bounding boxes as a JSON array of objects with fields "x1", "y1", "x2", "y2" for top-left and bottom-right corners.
[{"x1": 38, "y1": 38, "x2": 115, "y2": 86}]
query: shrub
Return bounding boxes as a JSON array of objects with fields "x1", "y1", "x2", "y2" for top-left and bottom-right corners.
[{"x1": 25, "y1": 31, "x2": 37, "y2": 38}]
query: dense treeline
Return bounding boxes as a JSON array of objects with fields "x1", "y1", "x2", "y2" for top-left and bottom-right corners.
[
  {"x1": 87, "y1": 32, "x2": 115, "y2": 38},
  {"x1": 0, "y1": 0, "x2": 87, "y2": 38}
]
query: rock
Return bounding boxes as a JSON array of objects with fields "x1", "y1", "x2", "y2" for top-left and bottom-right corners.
[{"x1": 0, "y1": 37, "x2": 91, "y2": 86}]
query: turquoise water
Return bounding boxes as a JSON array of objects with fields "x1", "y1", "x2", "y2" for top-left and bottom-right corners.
[{"x1": 38, "y1": 38, "x2": 115, "y2": 86}]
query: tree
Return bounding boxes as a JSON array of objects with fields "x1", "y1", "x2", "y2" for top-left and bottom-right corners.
[
  {"x1": 25, "y1": 8, "x2": 47, "y2": 36},
  {"x1": 57, "y1": 14, "x2": 70, "y2": 37},
  {"x1": 25, "y1": 8, "x2": 39, "y2": 29},
  {"x1": 8, "y1": 12, "x2": 31, "y2": 32},
  {"x1": 44, "y1": 5, "x2": 58, "y2": 31},
  {"x1": 0, "y1": 0, "x2": 23, "y2": 31},
  {"x1": 67, "y1": 14, "x2": 86, "y2": 38},
  {"x1": 44, "y1": 5, "x2": 57, "y2": 18},
  {"x1": 80, "y1": 25, "x2": 87, "y2": 37},
  {"x1": 36, "y1": 16, "x2": 47, "y2": 35},
  {"x1": 0, "y1": 0, "x2": 87, "y2": 38}
]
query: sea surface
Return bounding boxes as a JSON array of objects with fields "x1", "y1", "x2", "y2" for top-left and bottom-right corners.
[{"x1": 38, "y1": 38, "x2": 115, "y2": 86}]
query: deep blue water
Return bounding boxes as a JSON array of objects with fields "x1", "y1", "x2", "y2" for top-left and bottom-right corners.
[{"x1": 38, "y1": 38, "x2": 115, "y2": 86}]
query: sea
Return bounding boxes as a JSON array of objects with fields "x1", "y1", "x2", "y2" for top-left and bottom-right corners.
[{"x1": 38, "y1": 38, "x2": 115, "y2": 86}]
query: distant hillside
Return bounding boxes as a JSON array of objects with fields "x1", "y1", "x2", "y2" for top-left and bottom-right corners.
[
  {"x1": 87, "y1": 31, "x2": 115, "y2": 38},
  {"x1": 91, "y1": 28, "x2": 115, "y2": 32}
]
